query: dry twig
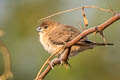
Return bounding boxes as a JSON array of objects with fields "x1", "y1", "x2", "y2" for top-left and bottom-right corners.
[
  {"x1": 0, "y1": 40, "x2": 13, "y2": 80},
  {"x1": 38, "y1": 5, "x2": 115, "y2": 22}
]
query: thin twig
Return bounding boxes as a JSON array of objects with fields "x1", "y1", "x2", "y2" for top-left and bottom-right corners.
[
  {"x1": 82, "y1": 7, "x2": 88, "y2": 27},
  {"x1": 37, "y1": 58, "x2": 61, "y2": 80},
  {"x1": 38, "y1": 5, "x2": 115, "y2": 22}
]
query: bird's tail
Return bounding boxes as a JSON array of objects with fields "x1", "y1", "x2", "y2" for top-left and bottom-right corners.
[
  {"x1": 91, "y1": 42, "x2": 114, "y2": 46},
  {"x1": 75, "y1": 40, "x2": 114, "y2": 46}
]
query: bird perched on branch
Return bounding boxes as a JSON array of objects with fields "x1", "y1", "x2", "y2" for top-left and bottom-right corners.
[{"x1": 36, "y1": 19, "x2": 113, "y2": 57}]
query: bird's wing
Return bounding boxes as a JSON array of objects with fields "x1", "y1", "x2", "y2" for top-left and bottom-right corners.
[{"x1": 48, "y1": 25, "x2": 89, "y2": 45}]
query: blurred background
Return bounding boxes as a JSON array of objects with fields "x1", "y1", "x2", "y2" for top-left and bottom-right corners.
[{"x1": 0, "y1": 0, "x2": 120, "y2": 80}]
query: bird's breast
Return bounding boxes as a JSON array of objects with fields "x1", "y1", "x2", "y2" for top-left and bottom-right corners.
[{"x1": 39, "y1": 33, "x2": 63, "y2": 54}]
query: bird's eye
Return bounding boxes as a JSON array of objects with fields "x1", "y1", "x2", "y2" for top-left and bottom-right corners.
[{"x1": 44, "y1": 25, "x2": 48, "y2": 29}]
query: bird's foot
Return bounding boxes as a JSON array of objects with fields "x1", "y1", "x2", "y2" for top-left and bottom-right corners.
[
  {"x1": 58, "y1": 57, "x2": 71, "y2": 69},
  {"x1": 49, "y1": 57, "x2": 71, "y2": 69}
]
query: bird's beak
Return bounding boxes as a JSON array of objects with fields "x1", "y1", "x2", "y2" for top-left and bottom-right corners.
[{"x1": 36, "y1": 26, "x2": 42, "y2": 32}]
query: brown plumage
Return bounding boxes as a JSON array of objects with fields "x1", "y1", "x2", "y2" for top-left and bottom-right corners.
[{"x1": 36, "y1": 19, "x2": 113, "y2": 57}]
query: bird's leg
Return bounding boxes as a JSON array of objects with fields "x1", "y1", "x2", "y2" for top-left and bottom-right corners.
[
  {"x1": 48, "y1": 58, "x2": 60, "y2": 69},
  {"x1": 49, "y1": 48, "x2": 71, "y2": 69},
  {"x1": 53, "y1": 39, "x2": 71, "y2": 68},
  {"x1": 59, "y1": 47, "x2": 72, "y2": 69}
]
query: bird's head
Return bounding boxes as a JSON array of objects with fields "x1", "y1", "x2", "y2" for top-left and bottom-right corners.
[{"x1": 36, "y1": 19, "x2": 59, "y2": 34}]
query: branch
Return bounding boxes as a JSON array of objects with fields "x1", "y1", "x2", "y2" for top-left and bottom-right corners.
[
  {"x1": 0, "y1": 40, "x2": 13, "y2": 80},
  {"x1": 37, "y1": 58, "x2": 61, "y2": 80},
  {"x1": 36, "y1": 13, "x2": 120, "y2": 80},
  {"x1": 65, "y1": 13, "x2": 120, "y2": 47},
  {"x1": 38, "y1": 5, "x2": 114, "y2": 22}
]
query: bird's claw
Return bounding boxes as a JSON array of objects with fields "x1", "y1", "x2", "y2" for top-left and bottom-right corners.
[
  {"x1": 49, "y1": 57, "x2": 71, "y2": 69},
  {"x1": 58, "y1": 57, "x2": 71, "y2": 69}
]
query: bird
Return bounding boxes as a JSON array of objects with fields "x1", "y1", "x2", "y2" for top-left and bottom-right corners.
[{"x1": 36, "y1": 19, "x2": 113, "y2": 57}]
